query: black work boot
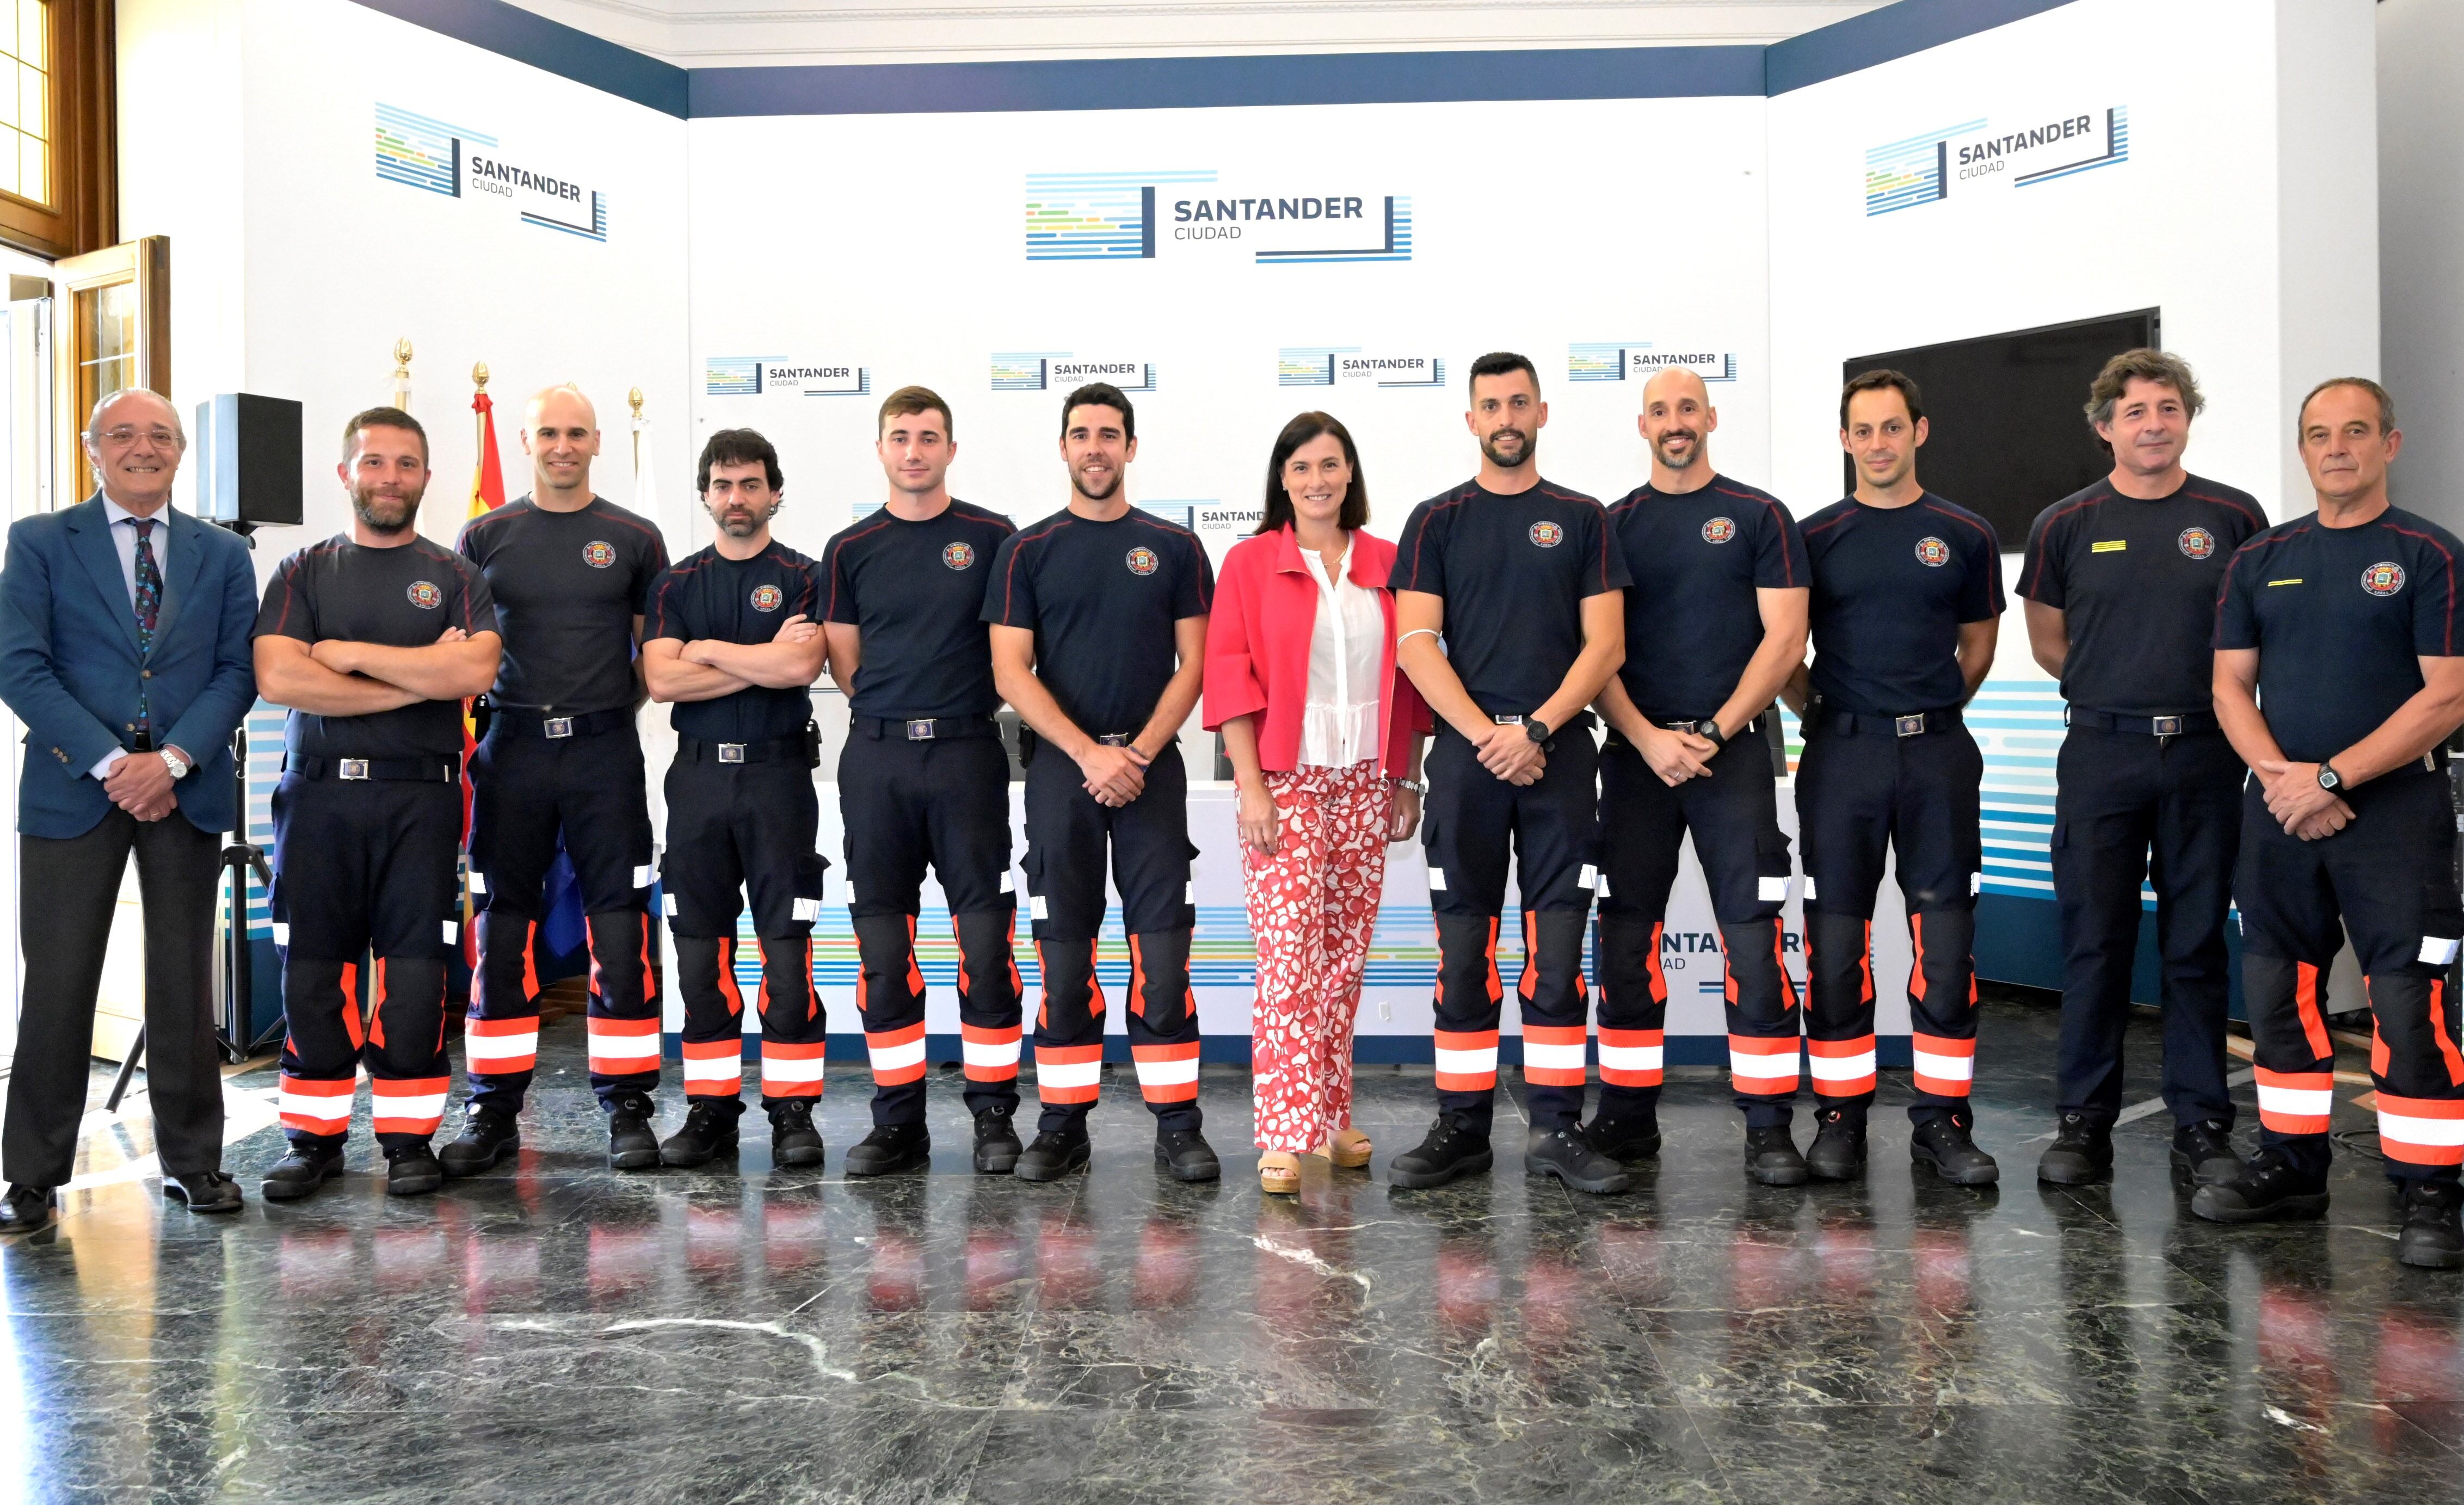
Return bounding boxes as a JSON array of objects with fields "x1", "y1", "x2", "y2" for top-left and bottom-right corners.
[
  {"x1": 1806, "y1": 1107, "x2": 1868, "y2": 1181},
  {"x1": 1387, "y1": 1118, "x2": 1494, "y2": 1190},
  {"x1": 383, "y1": 1143, "x2": 445, "y2": 1197},
  {"x1": 846, "y1": 1123, "x2": 933, "y2": 1177},
  {"x1": 1015, "y1": 1120, "x2": 1092, "y2": 1183},
  {"x1": 768, "y1": 1100, "x2": 825, "y2": 1167},
  {"x1": 439, "y1": 1105, "x2": 520, "y2": 1177},
  {"x1": 0, "y1": 1185, "x2": 54, "y2": 1233},
  {"x1": 2190, "y1": 1146, "x2": 2329, "y2": 1224},
  {"x1": 1744, "y1": 1123, "x2": 1809, "y2": 1187},
  {"x1": 1911, "y1": 1111, "x2": 2000, "y2": 1186},
  {"x1": 2036, "y1": 1112, "x2": 2112, "y2": 1185},
  {"x1": 261, "y1": 1143, "x2": 346, "y2": 1202},
  {"x1": 658, "y1": 1101, "x2": 740, "y2": 1169},
  {"x1": 1155, "y1": 1126, "x2": 1221, "y2": 1182},
  {"x1": 1581, "y1": 1111, "x2": 1662, "y2": 1164},
  {"x1": 973, "y1": 1107, "x2": 1023, "y2": 1175},
  {"x1": 2171, "y1": 1119, "x2": 2241, "y2": 1187},
  {"x1": 608, "y1": 1092, "x2": 663, "y2": 1171},
  {"x1": 2397, "y1": 1180, "x2": 2464, "y2": 1270},
  {"x1": 1525, "y1": 1126, "x2": 1633, "y2": 1195}
]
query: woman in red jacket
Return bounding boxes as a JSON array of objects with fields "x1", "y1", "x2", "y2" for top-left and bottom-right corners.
[{"x1": 1205, "y1": 411, "x2": 1430, "y2": 1195}]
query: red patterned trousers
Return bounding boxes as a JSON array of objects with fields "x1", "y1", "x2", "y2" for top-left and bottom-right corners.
[{"x1": 1244, "y1": 761, "x2": 1393, "y2": 1153}]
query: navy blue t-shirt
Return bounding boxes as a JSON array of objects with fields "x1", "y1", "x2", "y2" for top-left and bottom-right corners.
[
  {"x1": 2019, "y1": 473, "x2": 2265, "y2": 716},
  {"x1": 1391, "y1": 479, "x2": 1627, "y2": 719},
  {"x1": 2213, "y1": 505, "x2": 2464, "y2": 764},
  {"x1": 643, "y1": 541, "x2": 822, "y2": 743},
  {"x1": 822, "y1": 499, "x2": 1015, "y2": 721},
  {"x1": 253, "y1": 535, "x2": 498, "y2": 761},
  {"x1": 457, "y1": 495, "x2": 668, "y2": 716},
  {"x1": 982, "y1": 507, "x2": 1213, "y2": 738},
  {"x1": 1607, "y1": 473, "x2": 1808, "y2": 718},
  {"x1": 1801, "y1": 492, "x2": 2005, "y2": 716}
]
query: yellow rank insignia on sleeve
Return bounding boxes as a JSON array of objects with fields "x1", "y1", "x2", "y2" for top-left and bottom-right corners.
[{"x1": 2091, "y1": 540, "x2": 2127, "y2": 553}]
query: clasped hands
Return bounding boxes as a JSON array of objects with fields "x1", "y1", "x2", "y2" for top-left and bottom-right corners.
[{"x1": 2254, "y1": 758, "x2": 2354, "y2": 841}]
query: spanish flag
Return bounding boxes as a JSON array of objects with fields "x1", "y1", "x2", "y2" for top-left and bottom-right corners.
[{"x1": 469, "y1": 387, "x2": 506, "y2": 519}]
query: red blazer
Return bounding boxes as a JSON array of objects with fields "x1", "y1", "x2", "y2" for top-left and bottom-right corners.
[{"x1": 1203, "y1": 525, "x2": 1430, "y2": 776}]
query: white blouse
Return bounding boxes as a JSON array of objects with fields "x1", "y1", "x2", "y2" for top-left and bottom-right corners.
[{"x1": 1298, "y1": 540, "x2": 1388, "y2": 769}]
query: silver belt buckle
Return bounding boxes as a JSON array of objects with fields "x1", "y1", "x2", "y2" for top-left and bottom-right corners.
[
  {"x1": 717, "y1": 742, "x2": 746, "y2": 764},
  {"x1": 2151, "y1": 716, "x2": 2183, "y2": 738},
  {"x1": 338, "y1": 758, "x2": 370, "y2": 781},
  {"x1": 906, "y1": 719, "x2": 937, "y2": 741},
  {"x1": 1097, "y1": 733, "x2": 1132, "y2": 747},
  {"x1": 543, "y1": 717, "x2": 574, "y2": 739},
  {"x1": 1494, "y1": 714, "x2": 1524, "y2": 726},
  {"x1": 1893, "y1": 714, "x2": 1926, "y2": 738}
]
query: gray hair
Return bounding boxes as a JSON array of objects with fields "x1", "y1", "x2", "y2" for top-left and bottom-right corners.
[
  {"x1": 2298, "y1": 375, "x2": 2396, "y2": 437},
  {"x1": 84, "y1": 387, "x2": 186, "y2": 447},
  {"x1": 2085, "y1": 349, "x2": 2205, "y2": 430}
]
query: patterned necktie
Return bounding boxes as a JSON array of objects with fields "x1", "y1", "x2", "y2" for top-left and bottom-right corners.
[{"x1": 131, "y1": 517, "x2": 159, "y2": 739}]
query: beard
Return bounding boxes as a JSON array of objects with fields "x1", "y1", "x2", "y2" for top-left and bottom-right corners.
[
  {"x1": 1479, "y1": 427, "x2": 1533, "y2": 471},
  {"x1": 710, "y1": 502, "x2": 774, "y2": 538},
  {"x1": 351, "y1": 482, "x2": 423, "y2": 535},
  {"x1": 1072, "y1": 464, "x2": 1123, "y2": 503},
  {"x1": 1652, "y1": 429, "x2": 1700, "y2": 469}
]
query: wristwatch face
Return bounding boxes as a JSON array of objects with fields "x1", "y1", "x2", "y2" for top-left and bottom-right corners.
[{"x1": 2318, "y1": 765, "x2": 2339, "y2": 791}]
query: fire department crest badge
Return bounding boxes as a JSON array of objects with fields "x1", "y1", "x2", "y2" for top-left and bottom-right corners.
[
  {"x1": 943, "y1": 542, "x2": 976, "y2": 570},
  {"x1": 406, "y1": 581, "x2": 442, "y2": 609},
  {"x1": 1125, "y1": 546, "x2": 1159, "y2": 576},
  {"x1": 582, "y1": 540, "x2": 617, "y2": 569},
  {"x1": 1702, "y1": 516, "x2": 1736, "y2": 544},
  {"x1": 2178, "y1": 527, "x2": 2215, "y2": 560},
  {"x1": 1529, "y1": 521, "x2": 1564, "y2": 548},
  {"x1": 2362, "y1": 562, "x2": 2406, "y2": 597},
  {"x1": 750, "y1": 584, "x2": 784, "y2": 612},
  {"x1": 1914, "y1": 536, "x2": 1951, "y2": 568}
]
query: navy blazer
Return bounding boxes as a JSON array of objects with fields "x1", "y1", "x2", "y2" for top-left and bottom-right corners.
[{"x1": 0, "y1": 495, "x2": 258, "y2": 837}]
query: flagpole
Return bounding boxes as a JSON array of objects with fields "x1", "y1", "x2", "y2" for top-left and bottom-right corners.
[{"x1": 392, "y1": 338, "x2": 414, "y2": 412}]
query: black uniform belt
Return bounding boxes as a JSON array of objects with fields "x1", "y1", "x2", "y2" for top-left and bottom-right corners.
[
  {"x1": 1602, "y1": 712, "x2": 1770, "y2": 749},
  {"x1": 857, "y1": 714, "x2": 1000, "y2": 743},
  {"x1": 285, "y1": 754, "x2": 459, "y2": 783},
  {"x1": 1094, "y1": 732, "x2": 1137, "y2": 747},
  {"x1": 2067, "y1": 707, "x2": 2219, "y2": 738},
  {"x1": 678, "y1": 733, "x2": 805, "y2": 764},
  {"x1": 494, "y1": 707, "x2": 630, "y2": 740},
  {"x1": 1818, "y1": 706, "x2": 1963, "y2": 738},
  {"x1": 1451, "y1": 710, "x2": 1595, "y2": 740}
]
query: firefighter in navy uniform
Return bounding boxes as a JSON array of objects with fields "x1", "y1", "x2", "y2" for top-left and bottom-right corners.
[
  {"x1": 252, "y1": 408, "x2": 501, "y2": 1200},
  {"x1": 984, "y1": 382, "x2": 1219, "y2": 1184},
  {"x1": 1592, "y1": 366, "x2": 1809, "y2": 1174},
  {"x1": 2200, "y1": 377, "x2": 2464, "y2": 1271},
  {"x1": 1388, "y1": 351, "x2": 1633, "y2": 1195},
  {"x1": 821, "y1": 387, "x2": 1024, "y2": 1177},
  {"x1": 1781, "y1": 370, "x2": 2003, "y2": 1188},
  {"x1": 445, "y1": 385, "x2": 672, "y2": 1174},
  {"x1": 640, "y1": 429, "x2": 830, "y2": 1170},
  {"x1": 2018, "y1": 350, "x2": 2266, "y2": 1187}
]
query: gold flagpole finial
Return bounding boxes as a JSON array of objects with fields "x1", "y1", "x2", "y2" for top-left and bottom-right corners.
[
  {"x1": 391, "y1": 338, "x2": 414, "y2": 411},
  {"x1": 472, "y1": 361, "x2": 490, "y2": 391},
  {"x1": 629, "y1": 387, "x2": 644, "y2": 420}
]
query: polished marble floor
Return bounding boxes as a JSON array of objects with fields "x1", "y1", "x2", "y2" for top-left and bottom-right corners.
[{"x1": 5, "y1": 991, "x2": 2461, "y2": 1504}]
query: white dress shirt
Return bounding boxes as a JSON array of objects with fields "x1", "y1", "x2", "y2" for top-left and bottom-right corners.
[
  {"x1": 90, "y1": 495, "x2": 176, "y2": 781},
  {"x1": 1298, "y1": 539, "x2": 1387, "y2": 769}
]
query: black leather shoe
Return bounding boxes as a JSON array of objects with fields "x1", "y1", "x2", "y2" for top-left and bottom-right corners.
[
  {"x1": 439, "y1": 1105, "x2": 520, "y2": 1178},
  {"x1": 2171, "y1": 1119, "x2": 2241, "y2": 1187},
  {"x1": 1581, "y1": 1112, "x2": 1662, "y2": 1163},
  {"x1": 261, "y1": 1144, "x2": 345, "y2": 1202},
  {"x1": 1387, "y1": 1118, "x2": 1493, "y2": 1190},
  {"x1": 1911, "y1": 1111, "x2": 2000, "y2": 1186},
  {"x1": 2036, "y1": 1112, "x2": 2112, "y2": 1185},
  {"x1": 846, "y1": 1123, "x2": 933, "y2": 1177},
  {"x1": 1015, "y1": 1123, "x2": 1092, "y2": 1183},
  {"x1": 768, "y1": 1100, "x2": 825, "y2": 1167},
  {"x1": 2397, "y1": 1180, "x2": 2464, "y2": 1270},
  {"x1": 380, "y1": 1143, "x2": 443, "y2": 1196},
  {"x1": 608, "y1": 1092, "x2": 662, "y2": 1170},
  {"x1": 1806, "y1": 1108, "x2": 1868, "y2": 1181},
  {"x1": 1744, "y1": 1124, "x2": 1809, "y2": 1187},
  {"x1": 973, "y1": 1107, "x2": 1023, "y2": 1175},
  {"x1": 1155, "y1": 1127, "x2": 1221, "y2": 1182},
  {"x1": 1525, "y1": 1126, "x2": 1633, "y2": 1195},
  {"x1": 164, "y1": 1170, "x2": 244, "y2": 1214},
  {"x1": 658, "y1": 1102, "x2": 740, "y2": 1169},
  {"x1": 2191, "y1": 1146, "x2": 2329, "y2": 1224},
  {"x1": 0, "y1": 1184, "x2": 55, "y2": 1233}
]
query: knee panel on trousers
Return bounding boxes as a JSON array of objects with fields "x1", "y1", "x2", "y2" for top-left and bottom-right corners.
[
  {"x1": 1432, "y1": 912, "x2": 1503, "y2": 1031},
  {"x1": 1034, "y1": 936, "x2": 1103, "y2": 1039},
  {"x1": 952, "y1": 909, "x2": 1024, "y2": 1020},
  {"x1": 758, "y1": 935, "x2": 819, "y2": 1031},
  {"x1": 281, "y1": 958, "x2": 364, "y2": 1072},
  {"x1": 365, "y1": 957, "x2": 446, "y2": 1073},
  {"x1": 1128, "y1": 928, "x2": 1195, "y2": 1039},
  {"x1": 1803, "y1": 911, "x2": 1874, "y2": 1027},
  {"x1": 1593, "y1": 914, "x2": 1667, "y2": 1026},
  {"x1": 1907, "y1": 908, "x2": 1978, "y2": 1027},
  {"x1": 1719, "y1": 920, "x2": 1795, "y2": 1019},
  {"x1": 853, "y1": 912, "x2": 926, "y2": 1028},
  {"x1": 474, "y1": 908, "x2": 540, "y2": 1017},
  {"x1": 1516, "y1": 908, "x2": 1592, "y2": 1024},
  {"x1": 584, "y1": 910, "x2": 654, "y2": 1017}
]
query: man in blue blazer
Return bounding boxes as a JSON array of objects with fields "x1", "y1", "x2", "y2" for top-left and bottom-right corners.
[{"x1": 0, "y1": 387, "x2": 260, "y2": 1228}]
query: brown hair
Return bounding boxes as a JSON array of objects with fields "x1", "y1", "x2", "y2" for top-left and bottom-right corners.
[
  {"x1": 1839, "y1": 368, "x2": 1924, "y2": 429},
  {"x1": 2298, "y1": 376, "x2": 2396, "y2": 436},
  {"x1": 697, "y1": 428, "x2": 783, "y2": 493},
  {"x1": 2085, "y1": 348, "x2": 2205, "y2": 429},
  {"x1": 1258, "y1": 411, "x2": 1369, "y2": 534},
  {"x1": 878, "y1": 385, "x2": 952, "y2": 440},
  {"x1": 341, "y1": 405, "x2": 428, "y2": 465}
]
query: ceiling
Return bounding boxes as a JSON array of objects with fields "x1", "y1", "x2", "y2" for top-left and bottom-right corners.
[{"x1": 506, "y1": 0, "x2": 1891, "y2": 68}]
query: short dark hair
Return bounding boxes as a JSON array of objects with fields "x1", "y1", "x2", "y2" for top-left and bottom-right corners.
[
  {"x1": 878, "y1": 385, "x2": 952, "y2": 440},
  {"x1": 1061, "y1": 383, "x2": 1135, "y2": 443},
  {"x1": 2299, "y1": 376, "x2": 2396, "y2": 436},
  {"x1": 1840, "y1": 369, "x2": 1924, "y2": 429},
  {"x1": 2086, "y1": 348, "x2": 2204, "y2": 429},
  {"x1": 342, "y1": 405, "x2": 428, "y2": 465},
  {"x1": 697, "y1": 427, "x2": 783, "y2": 494},
  {"x1": 1467, "y1": 350, "x2": 1540, "y2": 399},
  {"x1": 1259, "y1": 411, "x2": 1370, "y2": 535}
]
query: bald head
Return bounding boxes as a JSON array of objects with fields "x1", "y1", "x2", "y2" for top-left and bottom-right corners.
[
  {"x1": 1638, "y1": 365, "x2": 1717, "y2": 482},
  {"x1": 87, "y1": 386, "x2": 184, "y2": 446},
  {"x1": 521, "y1": 384, "x2": 602, "y2": 507}
]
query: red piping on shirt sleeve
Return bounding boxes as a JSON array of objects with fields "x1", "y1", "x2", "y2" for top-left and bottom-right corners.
[{"x1": 2383, "y1": 521, "x2": 2460, "y2": 655}]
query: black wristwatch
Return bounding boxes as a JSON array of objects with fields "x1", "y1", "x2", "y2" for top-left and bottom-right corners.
[
  {"x1": 1699, "y1": 719, "x2": 1729, "y2": 750},
  {"x1": 1524, "y1": 716, "x2": 1552, "y2": 745},
  {"x1": 2317, "y1": 761, "x2": 2344, "y2": 793}
]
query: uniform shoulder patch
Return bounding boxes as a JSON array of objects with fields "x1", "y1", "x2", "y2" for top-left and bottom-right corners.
[
  {"x1": 1914, "y1": 536, "x2": 1951, "y2": 568},
  {"x1": 943, "y1": 541, "x2": 976, "y2": 570},
  {"x1": 2362, "y1": 562, "x2": 2406, "y2": 597},
  {"x1": 406, "y1": 580, "x2": 443, "y2": 609},
  {"x1": 583, "y1": 540, "x2": 617, "y2": 569},
  {"x1": 1701, "y1": 516, "x2": 1736, "y2": 545},
  {"x1": 1529, "y1": 521, "x2": 1564, "y2": 548},
  {"x1": 1125, "y1": 546, "x2": 1160, "y2": 576},
  {"x1": 2178, "y1": 527, "x2": 2215, "y2": 559},
  {"x1": 751, "y1": 583, "x2": 784, "y2": 612}
]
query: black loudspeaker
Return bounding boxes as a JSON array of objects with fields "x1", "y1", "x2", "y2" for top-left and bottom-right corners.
[{"x1": 193, "y1": 392, "x2": 303, "y2": 530}]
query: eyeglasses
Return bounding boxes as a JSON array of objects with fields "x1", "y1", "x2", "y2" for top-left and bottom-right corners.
[{"x1": 90, "y1": 427, "x2": 183, "y2": 448}]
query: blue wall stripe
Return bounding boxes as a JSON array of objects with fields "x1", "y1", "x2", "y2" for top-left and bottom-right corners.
[{"x1": 347, "y1": 0, "x2": 2077, "y2": 119}]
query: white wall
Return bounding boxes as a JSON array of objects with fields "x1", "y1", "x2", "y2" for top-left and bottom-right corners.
[{"x1": 2379, "y1": 0, "x2": 2464, "y2": 535}]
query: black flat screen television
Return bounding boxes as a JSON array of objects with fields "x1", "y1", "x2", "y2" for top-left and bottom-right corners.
[{"x1": 1844, "y1": 308, "x2": 2160, "y2": 548}]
